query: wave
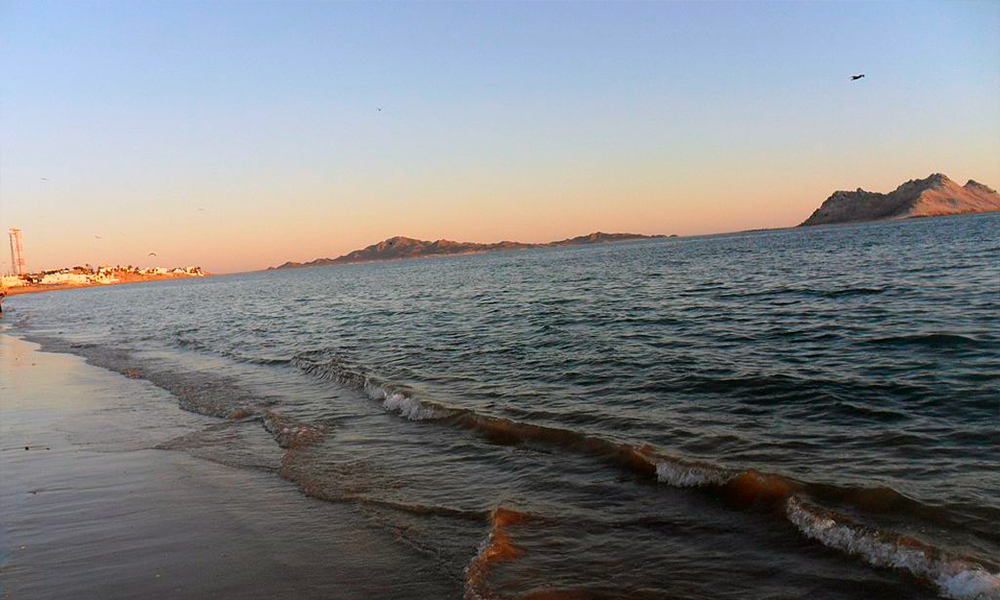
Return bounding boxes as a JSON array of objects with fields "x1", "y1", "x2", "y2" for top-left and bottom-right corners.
[
  {"x1": 289, "y1": 352, "x2": 994, "y2": 534},
  {"x1": 43, "y1": 337, "x2": 994, "y2": 598},
  {"x1": 654, "y1": 458, "x2": 730, "y2": 487},
  {"x1": 715, "y1": 286, "x2": 886, "y2": 300},
  {"x1": 172, "y1": 333, "x2": 213, "y2": 352},
  {"x1": 465, "y1": 507, "x2": 532, "y2": 600},
  {"x1": 787, "y1": 497, "x2": 1000, "y2": 600},
  {"x1": 261, "y1": 411, "x2": 326, "y2": 449},
  {"x1": 868, "y1": 333, "x2": 986, "y2": 349},
  {"x1": 812, "y1": 287, "x2": 886, "y2": 298},
  {"x1": 239, "y1": 355, "x2": 294, "y2": 366},
  {"x1": 291, "y1": 353, "x2": 451, "y2": 421},
  {"x1": 355, "y1": 497, "x2": 487, "y2": 522}
]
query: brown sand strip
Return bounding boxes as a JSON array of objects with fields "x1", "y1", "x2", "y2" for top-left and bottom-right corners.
[{"x1": 2, "y1": 273, "x2": 208, "y2": 297}]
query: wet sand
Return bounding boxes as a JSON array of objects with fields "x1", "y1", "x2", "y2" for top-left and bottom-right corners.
[{"x1": 0, "y1": 333, "x2": 458, "y2": 599}]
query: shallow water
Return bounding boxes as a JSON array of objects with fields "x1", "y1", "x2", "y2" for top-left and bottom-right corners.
[
  {"x1": 7, "y1": 214, "x2": 1000, "y2": 599},
  {"x1": 0, "y1": 334, "x2": 458, "y2": 600}
]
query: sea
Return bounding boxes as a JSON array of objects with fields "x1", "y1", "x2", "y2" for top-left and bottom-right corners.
[{"x1": 5, "y1": 214, "x2": 999, "y2": 600}]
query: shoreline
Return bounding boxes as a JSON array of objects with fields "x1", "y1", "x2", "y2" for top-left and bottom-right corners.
[
  {"x1": 0, "y1": 331, "x2": 458, "y2": 599},
  {"x1": 2, "y1": 273, "x2": 211, "y2": 297}
]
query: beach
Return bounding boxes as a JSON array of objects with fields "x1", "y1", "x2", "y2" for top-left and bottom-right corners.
[{"x1": 0, "y1": 333, "x2": 459, "y2": 599}]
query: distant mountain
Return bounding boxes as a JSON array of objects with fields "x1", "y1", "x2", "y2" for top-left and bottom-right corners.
[
  {"x1": 800, "y1": 173, "x2": 1000, "y2": 226},
  {"x1": 271, "y1": 232, "x2": 665, "y2": 270},
  {"x1": 548, "y1": 232, "x2": 664, "y2": 246}
]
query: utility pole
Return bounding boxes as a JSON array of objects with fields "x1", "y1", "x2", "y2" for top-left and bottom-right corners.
[{"x1": 8, "y1": 227, "x2": 26, "y2": 276}]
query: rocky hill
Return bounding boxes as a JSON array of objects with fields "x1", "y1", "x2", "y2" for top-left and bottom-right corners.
[
  {"x1": 800, "y1": 173, "x2": 999, "y2": 226},
  {"x1": 271, "y1": 232, "x2": 664, "y2": 270}
]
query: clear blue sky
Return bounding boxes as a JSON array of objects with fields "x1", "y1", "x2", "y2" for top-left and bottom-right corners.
[{"x1": 2, "y1": 1, "x2": 998, "y2": 272}]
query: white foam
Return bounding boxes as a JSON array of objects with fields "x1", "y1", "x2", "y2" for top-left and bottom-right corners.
[
  {"x1": 294, "y1": 356, "x2": 447, "y2": 421},
  {"x1": 655, "y1": 460, "x2": 730, "y2": 487},
  {"x1": 940, "y1": 568, "x2": 1000, "y2": 600},
  {"x1": 463, "y1": 533, "x2": 493, "y2": 600},
  {"x1": 381, "y1": 391, "x2": 441, "y2": 421},
  {"x1": 786, "y1": 496, "x2": 1000, "y2": 600},
  {"x1": 363, "y1": 379, "x2": 386, "y2": 400}
]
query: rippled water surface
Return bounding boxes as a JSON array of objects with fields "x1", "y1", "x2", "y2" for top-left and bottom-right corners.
[{"x1": 8, "y1": 214, "x2": 1000, "y2": 599}]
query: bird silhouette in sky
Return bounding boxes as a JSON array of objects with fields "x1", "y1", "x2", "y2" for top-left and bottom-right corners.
[
  {"x1": 377, "y1": 107, "x2": 382, "y2": 112},
  {"x1": 39, "y1": 177, "x2": 49, "y2": 181},
  {"x1": 94, "y1": 235, "x2": 102, "y2": 239},
  {"x1": 148, "y1": 252, "x2": 157, "y2": 257},
  {"x1": 850, "y1": 74, "x2": 865, "y2": 81}
]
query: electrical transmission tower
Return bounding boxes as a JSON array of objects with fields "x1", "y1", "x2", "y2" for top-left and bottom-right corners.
[{"x1": 8, "y1": 227, "x2": 26, "y2": 276}]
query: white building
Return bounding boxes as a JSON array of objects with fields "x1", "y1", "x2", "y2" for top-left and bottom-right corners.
[
  {"x1": 1, "y1": 275, "x2": 26, "y2": 288},
  {"x1": 40, "y1": 272, "x2": 91, "y2": 285}
]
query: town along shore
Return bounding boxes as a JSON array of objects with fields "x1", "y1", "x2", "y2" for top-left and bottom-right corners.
[{"x1": 2, "y1": 266, "x2": 208, "y2": 296}]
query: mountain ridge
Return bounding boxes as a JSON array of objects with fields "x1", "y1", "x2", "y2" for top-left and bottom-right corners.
[
  {"x1": 800, "y1": 173, "x2": 999, "y2": 226},
  {"x1": 270, "y1": 232, "x2": 667, "y2": 270}
]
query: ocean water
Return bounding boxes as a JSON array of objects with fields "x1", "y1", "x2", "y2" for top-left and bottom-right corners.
[{"x1": 7, "y1": 214, "x2": 999, "y2": 599}]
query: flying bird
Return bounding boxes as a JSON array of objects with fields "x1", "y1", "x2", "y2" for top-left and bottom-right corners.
[
  {"x1": 94, "y1": 235, "x2": 102, "y2": 239},
  {"x1": 148, "y1": 252, "x2": 157, "y2": 257},
  {"x1": 850, "y1": 74, "x2": 865, "y2": 81},
  {"x1": 197, "y1": 207, "x2": 205, "y2": 211},
  {"x1": 376, "y1": 107, "x2": 382, "y2": 112},
  {"x1": 39, "y1": 177, "x2": 49, "y2": 181}
]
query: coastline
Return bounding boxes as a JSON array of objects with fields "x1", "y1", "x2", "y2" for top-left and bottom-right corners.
[
  {"x1": 2, "y1": 213, "x2": 997, "y2": 599},
  {"x1": 2, "y1": 273, "x2": 211, "y2": 297},
  {"x1": 0, "y1": 332, "x2": 458, "y2": 599}
]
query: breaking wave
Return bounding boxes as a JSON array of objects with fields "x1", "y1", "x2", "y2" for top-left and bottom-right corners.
[
  {"x1": 654, "y1": 459, "x2": 730, "y2": 487},
  {"x1": 465, "y1": 507, "x2": 532, "y2": 600},
  {"x1": 44, "y1": 339, "x2": 996, "y2": 599},
  {"x1": 292, "y1": 353, "x2": 451, "y2": 420},
  {"x1": 786, "y1": 497, "x2": 1000, "y2": 600}
]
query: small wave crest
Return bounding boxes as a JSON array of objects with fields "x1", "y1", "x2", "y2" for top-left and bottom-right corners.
[
  {"x1": 293, "y1": 349, "x2": 995, "y2": 596},
  {"x1": 655, "y1": 461, "x2": 802, "y2": 506},
  {"x1": 868, "y1": 333, "x2": 985, "y2": 349},
  {"x1": 813, "y1": 287, "x2": 886, "y2": 298},
  {"x1": 786, "y1": 496, "x2": 1000, "y2": 600},
  {"x1": 654, "y1": 459, "x2": 730, "y2": 487},
  {"x1": 286, "y1": 355, "x2": 813, "y2": 508},
  {"x1": 465, "y1": 507, "x2": 532, "y2": 600},
  {"x1": 368, "y1": 386, "x2": 448, "y2": 421},
  {"x1": 262, "y1": 411, "x2": 326, "y2": 449},
  {"x1": 291, "y1": 353, "x2": 450, "y2": 421}
]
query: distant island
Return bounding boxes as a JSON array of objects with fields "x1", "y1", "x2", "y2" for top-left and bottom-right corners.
[
  {"x1": 271, "y1": 232, "x2": 667, "y2": 270},
  {"x1": 800, "y1": 173, "x2": 999, "y2": 226}
]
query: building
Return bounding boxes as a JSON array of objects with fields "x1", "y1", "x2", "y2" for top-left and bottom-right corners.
[
  {"x1": 40, "y1": 272, "x2": 91, "y2": 285},
  {"x1": 1, "y1": 275, "x2": 26, "y2": 288}
]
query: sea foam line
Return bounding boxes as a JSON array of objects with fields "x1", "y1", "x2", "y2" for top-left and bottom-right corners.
[
  {"x1": 292, "y1": 354, "x2": 448, "y2": 421},
  {"x1": 786, "y1": 496, "x2": 1000, "y2": 600},
  {"x1": 655, "y1": 459, "x2": 731, "y2": 487},
  {"x1": 291, "y1": 353, "x2": 1000, "y2": 599}
]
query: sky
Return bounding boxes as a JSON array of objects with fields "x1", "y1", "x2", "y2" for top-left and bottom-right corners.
[{"x1": 1, "y1": 1, "x2": 998, "y2": 274}]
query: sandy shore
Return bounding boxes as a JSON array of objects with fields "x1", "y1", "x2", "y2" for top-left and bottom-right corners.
[
  {"x1": 2, "y1": 273, "x2": 209, "y2": 297},
  {"x1": 0, "y1": 332, "x2": 457, "y2": 599}
]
